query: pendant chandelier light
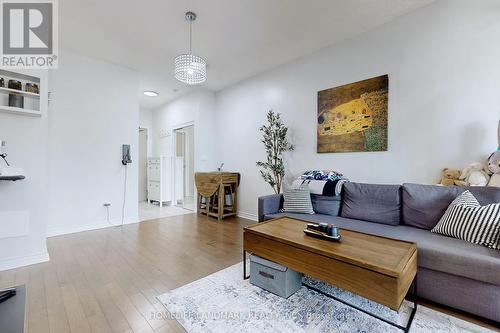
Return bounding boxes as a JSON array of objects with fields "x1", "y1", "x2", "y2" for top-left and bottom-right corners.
[{"x1": 174, "y1": 11, "x2": 207, "y2": 85}]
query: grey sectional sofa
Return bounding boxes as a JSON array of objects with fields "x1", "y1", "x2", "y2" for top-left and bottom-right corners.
[{"x1": 258, "y1": 182, "x2": 500, "y2": 322}]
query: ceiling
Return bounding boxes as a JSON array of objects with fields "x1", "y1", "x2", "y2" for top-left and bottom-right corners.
[{"x1": 59, "y1": 0, "x2": 434, "y2": 108}]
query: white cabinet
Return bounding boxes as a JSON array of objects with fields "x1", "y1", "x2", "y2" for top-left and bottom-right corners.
[{"x1": 147, "y1": 156, "x2": 172, "y2": 207}]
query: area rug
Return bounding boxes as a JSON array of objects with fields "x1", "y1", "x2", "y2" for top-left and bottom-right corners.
[{"x1": 157, "y1": 262, "x2": 493, "y2": 333}]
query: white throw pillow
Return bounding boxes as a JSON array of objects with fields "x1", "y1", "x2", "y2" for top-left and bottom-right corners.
[
  {"x1": 282, "y1": 185, "x2": 315, "y2": 215},
  {"x1": 431, "y1": 190, "x2": 500, "y2": 249}
]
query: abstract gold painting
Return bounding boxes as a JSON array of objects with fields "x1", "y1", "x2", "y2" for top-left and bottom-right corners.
[{"x1": 317, "y1": 75, "x2": 388, "y2": 153}]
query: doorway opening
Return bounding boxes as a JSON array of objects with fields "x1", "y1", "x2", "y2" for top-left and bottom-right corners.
[
  {"x1": 138, "y1": 125, "x2": 192, "y2": 222},
  {"x1": 173, "y1": 125, "x2": 195, "y2": 211}
]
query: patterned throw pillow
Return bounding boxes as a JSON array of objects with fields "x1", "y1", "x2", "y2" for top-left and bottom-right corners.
[
  {"x1": 431, "y1": 190, "x2": 500, "y2": 249},
  {"x1": 282, "y1": 186, "x2": 315, "y2": 215}
]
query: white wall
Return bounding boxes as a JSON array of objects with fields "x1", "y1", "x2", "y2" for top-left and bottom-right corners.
[
  {"x1": 140, "y1": 107, "x2": 153, "y2": 157},
  {"x1": 215, "y1": 0, "x2": 500, "y2": 218},
  {"x1": 47, "y1": 50, "x2": 140, "y2": 236},
  {"x1": 0, "y1": 70, "x2": 50, "y2": 270},
  {"x1": 152, "y1": 89, "x2": 216, "y2": 172}
]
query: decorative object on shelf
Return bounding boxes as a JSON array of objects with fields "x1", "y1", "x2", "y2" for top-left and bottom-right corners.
[
  {"x1": 317, "y1": 75, "x2": 389, "y2": 153},
  {"x1": 0, "y1": 78, "x2": 4, "y2": 87},
  {"x1": 256, "y1": 110, "x2": 294, "y2": 194},
  {"x1": 7, "y1": 79, "x2": 24, "y2": 108},
  {"x1": 25, "y1": 83, "x2": 39, "y2": 94},
  {"x1": 174, "y1": 11, "x2": 207, "y2": 85},
  {"x1": 8, "y1": 80, "x2": 22, "y2": 90},
  {"x1": 486, "y1": 120, "x2": 500, "y2": 187},
  {"x1": 8, "y1": 94, "x2": 24, "y2": 108}
]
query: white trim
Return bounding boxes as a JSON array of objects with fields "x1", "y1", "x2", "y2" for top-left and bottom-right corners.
[
  {"x1": 237, "y1": 211, "x2": 258, "y2": 222},
  {"x1": 172, "y1": 122, "x2": 196, "y2": 211},
  {"x1": 46, "y1": 216, "x2": 140, "y2": 237},
  {"x1": 0, "y1": 251, "x2": 50, "y2": 272},
  {"x1": 171, "y1": 120, "x2": 195, "y2": 131}
]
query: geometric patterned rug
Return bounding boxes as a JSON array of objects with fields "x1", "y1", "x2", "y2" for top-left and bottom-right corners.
[{"x1": 157, "y1": 262, "x2": 494, "y2": 333}]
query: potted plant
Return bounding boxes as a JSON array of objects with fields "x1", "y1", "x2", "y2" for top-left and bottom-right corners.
[{"x1": 256, "y1": 110, "x2": 294, "y2": 194}]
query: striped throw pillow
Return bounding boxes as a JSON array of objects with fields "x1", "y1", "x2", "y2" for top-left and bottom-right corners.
[
  {"x1": 431, "y1": 190, "x2": 500, "y2": 249},
  {"x1": 282, "y1": 186, "x2": 315, "y2": 214}
]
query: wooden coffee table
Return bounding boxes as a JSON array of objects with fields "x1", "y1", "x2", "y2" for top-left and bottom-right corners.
[{"x1": 243, "y1": 217, "x2": 418, "y2": 332}]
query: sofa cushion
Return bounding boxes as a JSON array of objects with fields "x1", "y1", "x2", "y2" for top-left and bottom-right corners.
[
  {"x1": 341, "y1": 182, "x2": 401, "y2": 225},
  {"x1": 264, "y1": 212, "x2": 500, "y2": 285},
  {"x1": 402, "y1": 183, "x2": 500, "y2": 230},
  {"x1": 311, "y1": 194, "x2": 341, "y2": 216}
]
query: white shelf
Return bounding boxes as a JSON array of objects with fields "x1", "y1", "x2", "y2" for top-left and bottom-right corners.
[
  {"x1": 0, "y1": 86, "x2": 40, "y2": 99},
  {"x1": 0, "y1": 69, "x2": 44, "y2": 117},
  {"x1": 0, "y1": 106, "x2": 41, "y2": 117}
]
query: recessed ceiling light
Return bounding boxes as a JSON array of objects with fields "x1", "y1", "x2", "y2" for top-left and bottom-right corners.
[{"x1": 143, "y1": 91, "x2": 159, "y2": 97}]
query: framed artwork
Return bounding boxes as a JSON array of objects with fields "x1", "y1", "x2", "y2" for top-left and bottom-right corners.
[{"x1": 317, "y1": 74, "x2": 388, "y2": 153}]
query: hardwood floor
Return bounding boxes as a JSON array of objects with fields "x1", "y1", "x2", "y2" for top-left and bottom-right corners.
[
  {"x1": 0, "y1": 214, "x2": 253, "y2": 333},
  {"x1": 0, "y1": 214, "x2": 498, "y2": 332}
]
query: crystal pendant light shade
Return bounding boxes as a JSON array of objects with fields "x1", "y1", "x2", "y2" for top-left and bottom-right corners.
[
  {"x1": 174, "y1": 12, "x2": 207, "y2": 85},
  {"x1": 174, "y1": 53, "x2": 206, "y2": 85}
]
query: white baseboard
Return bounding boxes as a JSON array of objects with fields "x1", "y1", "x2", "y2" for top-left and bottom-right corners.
[
  {"x1": 0, "y1": 251, "x2": 50, "y2": 272},
  {"x1": 46, "y1": 216, "x2": 140, "y2": 237},
  {"x1": 237, "y1": 211, "x2": 258, "y2": 222}
]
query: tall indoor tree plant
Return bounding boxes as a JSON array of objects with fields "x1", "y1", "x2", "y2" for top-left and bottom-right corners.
[{"x1": 256, "y1": 110, "x2": 294, "y2": 194}]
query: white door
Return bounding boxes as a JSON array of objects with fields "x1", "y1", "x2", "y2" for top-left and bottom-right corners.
[
  {"x1": 184, "y1": 126, "x2": 195, "y2": 198},
  {"x1": 138, "y1": 128, "x2": 148, "y2": 202},
  {"x1": 173, "y1": 126, "x2": 195, "y2": 210},
  {"x1": 174, "y1": 131, "x2": 185, "y2": 206},
  {"x1": 175, "y1": 156, "x2": 184, "y2": 202}
]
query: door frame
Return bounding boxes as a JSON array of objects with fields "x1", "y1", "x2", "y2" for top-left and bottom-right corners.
[
  {"x1": 171, "y1": 121, "x2": 195, "y2": 211},
  {"x1": 138, "y1": 127, "x2": 150, "y2": 203}
]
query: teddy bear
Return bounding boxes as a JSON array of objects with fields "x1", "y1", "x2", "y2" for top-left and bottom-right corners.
[
  {"x1": 438, "y1": 168, "x2": 467, "y2": 186},
  {"x1": 486, "y1": 120, "x2": 500, "y2": 188},
  {"x1": 460, "y1": 162, "x2": 490, "y2": 186},
  {"x1": 487, "y1": 151, "x2": 500, "y2": 187}
]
